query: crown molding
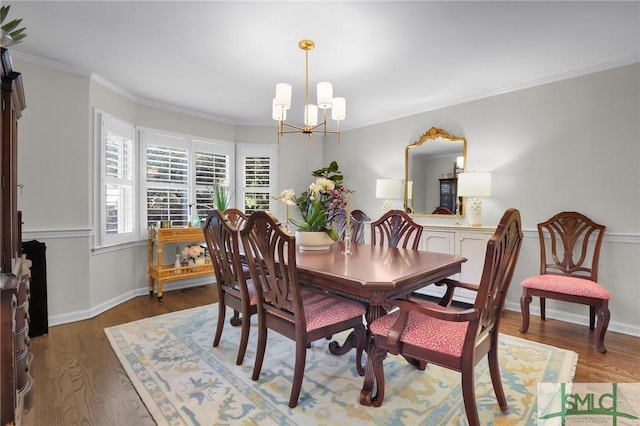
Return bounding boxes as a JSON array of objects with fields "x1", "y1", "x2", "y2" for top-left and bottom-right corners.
[
  {"x1": 9, "y1": 50, "x2": 639, "y2": 131},
  {"x1": 9, "y1": 50, "x2": 92, "y2": 78},
  {"x1": 345, "y1": 55, "x2": 640, "y2": 131}
]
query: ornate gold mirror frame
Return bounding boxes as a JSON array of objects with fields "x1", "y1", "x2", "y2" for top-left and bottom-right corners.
[{"x1": 404, "y1": 127, "x2": 468, "y2": 216}]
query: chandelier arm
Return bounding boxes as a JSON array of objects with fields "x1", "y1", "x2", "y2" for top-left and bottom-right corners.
[{"x1": 281, "y1": 122, "x2": 309, "y2": 132}]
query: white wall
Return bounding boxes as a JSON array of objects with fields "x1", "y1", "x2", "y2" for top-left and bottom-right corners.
[
  {"x1": 15, "y1": 56, "x2": 640, "y2": 336},
  {"x1": 325, "y1": 63, "x2": 640, "y2": 335}
]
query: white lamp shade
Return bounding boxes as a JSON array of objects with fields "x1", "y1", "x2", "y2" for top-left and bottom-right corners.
[
  {"x1": 457, "y1": 172, "x2": 492, "y2": 197},
  {"x1": 376, "y1": 179, "x2": 402, "y2": 199},
  {"x1": 456, "y1": 156, "x2": 465, "y2": 169},
  {"x1": 304, "y1": 104, "x2": 318, "y2": 126},
  {"x1": 274, "y1": 83, "x2": 292, "y2": 109},
  {"x1": 331, "y1": 97, "x2": 346, "y2": 121},
  {"x1": 272, "y1": 98, "x2": 287, "y2": 121},
  {"x1": 316, "y1": 82, "x2": 333, "y2": 109}
]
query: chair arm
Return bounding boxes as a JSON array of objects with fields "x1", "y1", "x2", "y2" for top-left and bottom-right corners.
[
  {"x1": 434, "y1": 278, "x2": 480, "y2": 307},
  {"x1": 392, "y1": 299, "x2": 479, "y2": 322},
  {"x1": 384, "y1": 299, "x2": 478, "y2": 354}
]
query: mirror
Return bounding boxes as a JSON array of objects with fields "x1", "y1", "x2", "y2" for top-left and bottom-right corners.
[{"x1": 403, "y1": 127, "x2": 467, "y2": 216}]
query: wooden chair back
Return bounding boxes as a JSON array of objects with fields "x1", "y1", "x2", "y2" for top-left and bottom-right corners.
[
  {"x1": 223, "y1": 208, "x2": 248, "y2": 230},
  {"x1": 203, "y1": 210, "x2": 238, "y2": 294},
  {"x1": 330, "y1": 209, "x2": 370, "y2": 244},
  {"x1": 240, "y1": 211, "x2": 302, "y2": 326},
  {"x1": 537, "y1": 211, "x2": 605, "y2": 281},
  {"x1": 431, "y1": 206, "x2": 454, "y2": 214},
  {"x1": 202, "y1": 209, "x2": 256, "y2": 364},
  {"x1": 370, "y1": 209, "x2": 423, "y2": 249},
  {"x1": 474, "y1": 208, "x2": 524, "y2": 335},
  {"x1": 351, "y1": 209, "x2": 370, "y2": 244}
]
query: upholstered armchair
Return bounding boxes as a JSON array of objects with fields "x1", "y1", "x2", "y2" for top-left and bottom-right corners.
[{"x1": 360, "y1": 209, "x2": 523, "y2": 426}]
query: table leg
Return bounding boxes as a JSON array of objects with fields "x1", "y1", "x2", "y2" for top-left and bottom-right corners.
[
  {"x1": 328, "y1": 301, "x2": 385, "y2": 355},
  {"x1": 328, "y1": 332, "x2": 358, "y2": 355}
]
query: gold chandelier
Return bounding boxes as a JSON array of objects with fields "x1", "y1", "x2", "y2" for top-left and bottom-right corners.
[{"x1": 272, "y1": 39, "x2": 345, "y2": 143}]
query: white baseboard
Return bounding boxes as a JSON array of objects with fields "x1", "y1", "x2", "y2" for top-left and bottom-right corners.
[
  {"x1": 48, "y1": 277, "x2": 214, "y2": 327},
  {"x1": 503, "y1": 300, "x2": 640, "y2": 338}
]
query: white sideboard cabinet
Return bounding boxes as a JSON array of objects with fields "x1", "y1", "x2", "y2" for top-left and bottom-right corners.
[{"x1": 416, "y1": 224, "x2": 495, "y2": 304}]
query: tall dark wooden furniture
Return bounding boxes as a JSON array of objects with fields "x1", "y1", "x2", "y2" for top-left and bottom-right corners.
[
  {"x1": 1, "y1": 47, "x2": 31, "y2": 426},
  {"x1": 439, "y1": 177, "x2": 457, "y2": 213}
]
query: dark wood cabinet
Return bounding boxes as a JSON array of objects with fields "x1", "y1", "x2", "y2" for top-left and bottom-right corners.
[
  {"x1": 1, "y1": 47, "x2": 30, "y2": 426},
  {"x1": 438, "y1": 178, "x2": 458, "y2": 213}
]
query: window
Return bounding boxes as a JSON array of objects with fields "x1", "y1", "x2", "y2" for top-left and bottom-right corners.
[
  {"x1": 97, "y1": 112, "x2": 136, "y2": 247},
  {"x1": 237, "y1": 144, "x2": 277, "y2": 214},
  {"x1": 145, "y1": 143, "x2": 189, "y2": 227},
  {"x1": 194, "y1": 147, "x2": 230, "y2": 219},
  {"x1": 95, "y1": 119, "x2": 276, "y2": 246},
  {"x1": 140, "y1": 130, "x2": 234, "y2": 230}
]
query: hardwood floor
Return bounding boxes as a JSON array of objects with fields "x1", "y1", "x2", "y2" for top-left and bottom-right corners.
[{"x1": 23, "y1": 284, "x2": 640, "y2": 425}]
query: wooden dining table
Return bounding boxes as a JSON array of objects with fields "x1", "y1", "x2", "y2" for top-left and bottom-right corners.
[{"x1": 295, "y1": 241, "x2": 466, "y2": 354}]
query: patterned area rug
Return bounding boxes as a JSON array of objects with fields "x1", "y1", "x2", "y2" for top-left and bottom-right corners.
[{"x1": 104, "y1": 304, "x2": 577, "y2": 425}]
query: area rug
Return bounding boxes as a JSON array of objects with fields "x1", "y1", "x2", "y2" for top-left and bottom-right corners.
[{"x1": 104, "y1": 304, "x2": 577, "y2": 426}]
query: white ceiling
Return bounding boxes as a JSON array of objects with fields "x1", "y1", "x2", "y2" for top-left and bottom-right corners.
[{"x1": 7, "y1": 1, "x2": 640, "y2": 130}]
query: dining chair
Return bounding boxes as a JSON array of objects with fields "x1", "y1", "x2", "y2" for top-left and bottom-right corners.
[
  {"x1": 330, "y1": 209, "x2": 370, "y2": 244},
  {"x1": 360, "y1": 208, "x2": 523, "y2": 426},
  {"x1": 239, "y1": 211, "x2": 367, "y2": 408},
  {"x1": 370, "y1": 209, "x2": 423, "y2": 249},
  {"x1": 202, "y1": 209, "x2": 257, "y2": 365},
  {"x1": 431, "y1": 206, "x2": 454, "y2": 215},
  {"x1": 519, "y1": 211, "x2": 610, "y2": 353},
  {"x1": 223, "y1": 208, "x2": 248, "y2": 229}
]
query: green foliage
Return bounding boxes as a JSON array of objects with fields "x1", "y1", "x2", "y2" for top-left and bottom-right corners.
[
  {"x1": 289, "y1": 161, "x2": 345, "y2": 241},
  {"x1": 291, "y1": 199, "x2": 339, "y2": 240},
  {"x1": 310, "y1": 160, "x2": 343, "y2": 186},
  {"x1": 1, "y1": 6, "x2": 27, "y2": 47},
  {"x1": 210, "y1": 183, "x2": 231, "y2": 210}
]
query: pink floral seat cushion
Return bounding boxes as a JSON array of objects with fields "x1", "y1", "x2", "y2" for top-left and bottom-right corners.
[
  {"x1": 302, "y1": 290, "x2": 366, "y2": 331},
  {"x1": 370, "y1": 301, "x2": 469, "y2": 357},
  {"x1": 522, "y1": 275, "x2": 611, "y2": 299},
  {"x1": 269, "y1": 288, "x2": 366, "y2": 332}
]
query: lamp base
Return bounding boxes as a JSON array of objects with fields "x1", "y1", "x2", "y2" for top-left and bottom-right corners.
[
  {"x1": 467, "y1": 198, "x2": 483, "y2": 226},
  {"x1": 382, "y1": 199, "x2": 393, "y2": 212}
]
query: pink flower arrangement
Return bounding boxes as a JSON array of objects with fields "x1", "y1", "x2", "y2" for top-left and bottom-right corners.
[{"x1": 181, "y1": 244, "x2": 205, "y2": 263}]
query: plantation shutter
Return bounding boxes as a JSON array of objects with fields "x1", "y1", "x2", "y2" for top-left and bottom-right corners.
[
  {"x1": 237, "y1": 144, "x2": 277, "y2": 215},
  {"x1": 99, "y1": 113, "x2": 136, "y2": 246},
  {"x1": 195, "y1": 151, "x2": 229, "y2": 218},
  {"x1": 145, "y1": 144, "x2": 189, "y2": 228}
]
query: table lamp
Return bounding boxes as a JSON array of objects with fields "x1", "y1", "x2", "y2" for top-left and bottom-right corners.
[
  {"x1": 376, "y1": 178, "x2": 402, "y2": 212},
  {"x1": 457, "y1": 172, "x2": 492, "y2": 226}
]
